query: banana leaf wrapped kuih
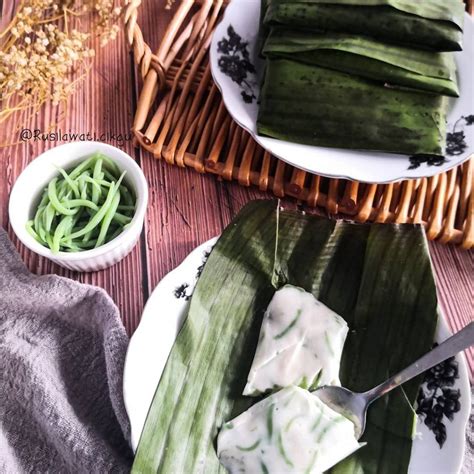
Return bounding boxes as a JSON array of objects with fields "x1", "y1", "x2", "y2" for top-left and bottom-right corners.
[
  {"x1": 257, "y1": 59, "x2": 449, "y2": 156},
  {"x1": 263, "y1": 28, "x2": 459, "y2": 96},
  {"x1": 264, "y1": 0, "x2": 465, "y2": 51},
  {"x1": 132, "y1": 200, "x2": 438, "y2": 474}
]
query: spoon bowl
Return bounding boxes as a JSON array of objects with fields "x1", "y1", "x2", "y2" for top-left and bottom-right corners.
[
  {"x1": 314, "y1": 386, "x2": 368, "y2": 439},
  {"x1": 313, "y1": 322, "x2": 474, "y2": 440}
]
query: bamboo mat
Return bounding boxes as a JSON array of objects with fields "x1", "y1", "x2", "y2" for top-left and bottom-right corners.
[{"x1": 124, "y1": 0, "x2": 474, "y2": 248}]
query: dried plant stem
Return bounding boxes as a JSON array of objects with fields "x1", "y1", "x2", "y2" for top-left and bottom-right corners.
[{"x1": 0, "y1": 0, "x2": 124, "y2": 127}]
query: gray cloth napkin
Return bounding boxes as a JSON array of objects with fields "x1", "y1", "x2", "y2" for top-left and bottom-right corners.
[{"x1": 0, "y1": 228, "x2": 133, "y2": 473}]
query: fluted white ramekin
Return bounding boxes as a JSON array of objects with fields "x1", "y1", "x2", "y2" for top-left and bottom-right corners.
[{"x1": 9, "y1": 142, "x2": 148, "y2": 272}]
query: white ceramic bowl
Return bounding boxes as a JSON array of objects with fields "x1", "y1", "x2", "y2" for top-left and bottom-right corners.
[{"x1": 9, "y1": 142, "x2": 148, "y2": 272}]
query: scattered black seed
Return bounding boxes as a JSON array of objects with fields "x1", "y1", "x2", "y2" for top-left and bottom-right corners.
[
  {"x1": 416, "y1": 344, "x2": 460, "y2": 448},
  {"x1": 217, "y1": 25, "x2": 257, "y2": 104}
]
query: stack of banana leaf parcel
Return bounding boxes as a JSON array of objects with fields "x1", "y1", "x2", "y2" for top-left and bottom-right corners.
[{"x1": 257, "y1": 0, "x2": 465, "y2": 157}]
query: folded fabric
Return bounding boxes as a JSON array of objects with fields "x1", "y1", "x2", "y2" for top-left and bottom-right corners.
[
  {"x1": 257, "y1": 58, "x2": 449, "y2": 156},
  {"x1": 263, "y1": 0, "x2": 465, "y2": 51},
  {"x1": 263, "y1": 28, "x2": 459, "y2": 96},
  {"x1": 0, "y1": 228, "x2": 133, "y2": 473}
]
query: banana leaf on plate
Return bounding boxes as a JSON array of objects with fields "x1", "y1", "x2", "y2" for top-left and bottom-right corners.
[
  {"x1": 263, "y1": 0, "x2": 465, "y2": 51},
  {"x1": 132, "y1": 200, "x2": 438, "y2": 473},
  {"x1": 263, "y1": 28, "x2": 459, "y2": 96},
  {"x1": 257, "y1": 59, "x2": 449, "y2": 156}
]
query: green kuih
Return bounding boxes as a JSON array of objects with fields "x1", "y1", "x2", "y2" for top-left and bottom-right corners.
[
  {"x1": 218, "y1": 386, "x2": 362, "y2": 473},
  {"x1": 257, "y1": 58, "x2": 449, "y2": 156},
  {"x1": 243, "y1": 285, "x2": 349, "y2": 396},
  {"x1": 264, "y1": 0, "x2": 465, "y2": 51},
  {"x1": 132, "y1": 200, "x2": 438, "y2": 474},
  {"x1": 263, "y1": 28, "x2": 459, "y2": 96}
]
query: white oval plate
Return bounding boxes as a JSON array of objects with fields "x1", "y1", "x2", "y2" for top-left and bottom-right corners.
[
  {"x1": 123, "y1": 238, "x2": 471, "y2": 472},
  {"x1": 209, "y1": 0, "x2": 474, "y2": 183}
]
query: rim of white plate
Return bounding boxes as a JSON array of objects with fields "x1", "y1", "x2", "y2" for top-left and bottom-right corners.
[
  {"x1": 123, "y1": 238, "x2": 471, "y2": 474},
  {"x1": 210, "y1": 2, "x2": 474, "y2": 184}
]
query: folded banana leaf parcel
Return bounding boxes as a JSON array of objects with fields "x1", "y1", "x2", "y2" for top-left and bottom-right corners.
[
  {"x1": 257, "y1": 58, "x2": 449, "y2": 156},
  {"x1": 132, "y1": 200, "x2": 438, "y2": 474},
  {"x1": 263, "y1": 28, "x2": 459, "y2": 96},
  {"x1": 263, "y1": 0, "x2": 465, "y2": 51}
]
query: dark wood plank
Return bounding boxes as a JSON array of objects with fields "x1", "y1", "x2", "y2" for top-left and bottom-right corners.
[
  {"x1": 429, "y1": 242, "x2": 474, "y2": 376},
  {"x1": 1, "y1": 1, "x2": 146, "y2": 335},
  {"x1": 134, "y1": 0, "x2": 225, "y2": 292}
]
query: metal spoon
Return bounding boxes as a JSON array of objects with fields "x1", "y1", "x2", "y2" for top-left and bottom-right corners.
[{"x1": 314, "y1": 322, "x2": 474, "y2": 439}]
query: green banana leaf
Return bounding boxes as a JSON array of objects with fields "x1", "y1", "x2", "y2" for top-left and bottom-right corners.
[
  {"x1": 263, "y1": 28, "x2": 459, "y2": 96},
  {"x1": 267, "y1": 0, "x2": 465, "y2": 27},
  {"x1": 132, "y1": 200, "x2": 438, "y2": 474},
  {"x1": 264, "y1": 0, "x2": 464, "y2": 51},
  {"x1": 257, "y1": 58, "x2": 448, "y2": 156},
  {"x1": 258, "y1": 0, "x2": 271, "y2": 54}
]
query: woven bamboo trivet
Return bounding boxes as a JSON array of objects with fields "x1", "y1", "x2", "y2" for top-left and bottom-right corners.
[{"x1": 124, "y1": 0, "x2": 474, "y2": 248}]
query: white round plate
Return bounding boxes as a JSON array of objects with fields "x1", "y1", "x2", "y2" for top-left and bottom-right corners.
[
  {"x1": 123, "y1": 239, "x2": 471, "y2": 472},
  {"x1": 209, "y1": 0, "x2": 474, "y2": 183}
]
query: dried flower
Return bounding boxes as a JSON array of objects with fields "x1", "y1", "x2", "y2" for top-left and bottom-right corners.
[{"x1": 0, "y1": 0, "x2": 124, "y2": 124}]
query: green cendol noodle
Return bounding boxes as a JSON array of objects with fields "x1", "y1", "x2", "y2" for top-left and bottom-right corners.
[{"x1": 26, "y1": 153, "x2": 136, "y2": 253}]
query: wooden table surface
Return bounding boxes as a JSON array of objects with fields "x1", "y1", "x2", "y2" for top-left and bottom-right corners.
[{"x1": 1, "y1": 0, "x2": 472, "y2": 380}]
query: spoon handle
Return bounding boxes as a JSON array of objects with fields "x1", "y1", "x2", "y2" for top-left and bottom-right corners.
[{"x1": 364, "y1": 322, "x2": 474, "y2": 403}]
